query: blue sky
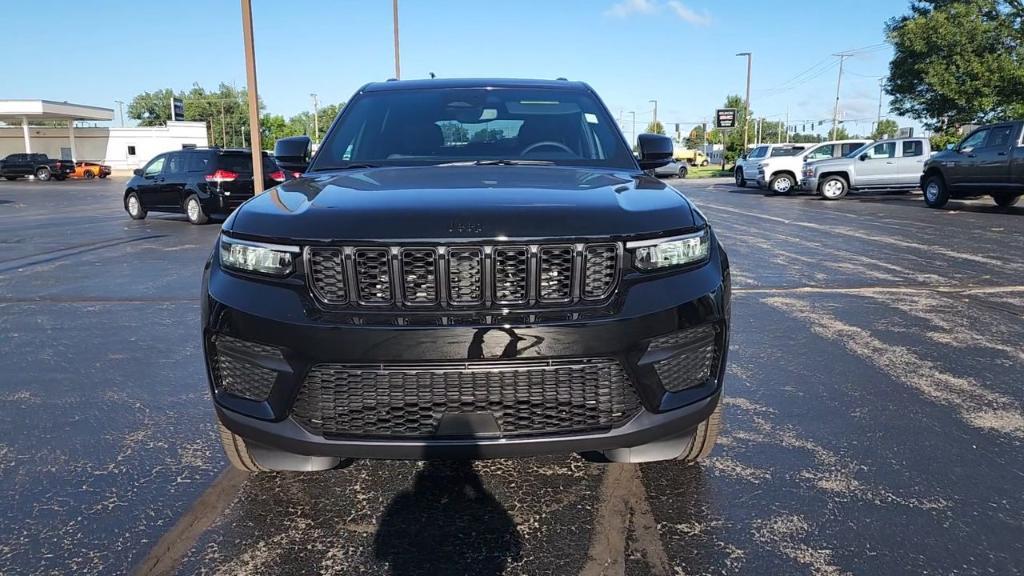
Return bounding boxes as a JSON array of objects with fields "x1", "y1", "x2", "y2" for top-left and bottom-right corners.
[{"x1": 5, "y1": 0, "x2": 917, "y2": 136}]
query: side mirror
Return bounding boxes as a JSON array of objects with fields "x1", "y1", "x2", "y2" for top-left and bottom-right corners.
[
  {"x1": 859, "y1": 153, "x2": 869, "y2": 161},
  {"x1": 740, "y1": 154, "x2": 748, "y2": 160},
  {"x1": 132, "y1": 168, "x2": 143, "y2": 176},
  {"x1": 959, "y1": 146, "x2": 973, "y2": 155},
  {"x1": 274, "y1": 136, "x2": 312, "y2": 174},
  {"x1": 636, "y1": 133, "x2": 673, "y2": 170}
]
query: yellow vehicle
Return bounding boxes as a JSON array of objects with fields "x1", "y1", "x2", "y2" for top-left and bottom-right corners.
[{"x1": 672, "y1": 146, "x2": 710, "y2": 167}]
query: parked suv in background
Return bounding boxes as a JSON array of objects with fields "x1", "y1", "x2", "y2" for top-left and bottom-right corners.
[
  {"x1": 757, "y1": 139, "x2": 870, "y2": 195},
  {"x1": 802, "y1": 137, "x2": 931, "y2": 200},
  {"x1": 204, "y1": 78, "x2": 731, "y2": 472},
  {"x1": 734, "y1": 143, "x2": 810, "y2": 188},
  {"x1": 0, "y1": 153, "x2": 75, "y2": 181},
  {"x1": 123, "y1": 148, "x2": 286, "y2": 224},
  {"x1": 921, "y1": 121, "x2": 1024, "y2": 208}
]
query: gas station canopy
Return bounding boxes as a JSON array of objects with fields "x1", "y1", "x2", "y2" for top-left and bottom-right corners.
[{"x1": 0, "y1": 99, "x2": 114, "y2": 160}]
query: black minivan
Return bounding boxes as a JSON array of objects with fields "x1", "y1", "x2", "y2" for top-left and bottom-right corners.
[{"x1": 123, "y1": 148, "x2": 285, "y2": 224}]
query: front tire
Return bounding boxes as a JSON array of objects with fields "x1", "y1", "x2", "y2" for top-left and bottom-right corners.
[
  {"x1": 700, "y1": 160, "x2": 709, "y2": 167},
  {"x1": 218, "y1": 422, "x2": 268, "y2": 472},
  {"x1": 35, "y1": 167, "x2": 51, "y2": 181},
  {"x1": 126, "y1": 192, "x2": 147, "y2": 220},
  {"x1": 677, "y1": 401, "x2": 723, "y2": 463},
  {"x1": 768, "y1": 173, "x2": 795, "y2": 196},
  {"x1": 84, "y1": 170, "x2": 95, "y2": 180},
  {"x1": 993, "y1": 194, "x2": 1021, "y2": 208},
  {"x1": 735, "y1": 168, "x2": 747, "y2": 188},
  {"x1": 923, "y1": 174, "x2": 949, "y2": 208},
  {"x1": 677, "y1": 166, "x2": 688, "y2": 179},
  {"x1": 820, "y1": 175, "x2": 849, "y2": 200},
  {"x1": 185, "y1": 194, "x2": 209, "y2": 225}
]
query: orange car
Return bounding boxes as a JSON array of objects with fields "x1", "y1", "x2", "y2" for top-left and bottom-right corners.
[{"x1": 73, "y1": 161, "x2": 111, "y2": 179}]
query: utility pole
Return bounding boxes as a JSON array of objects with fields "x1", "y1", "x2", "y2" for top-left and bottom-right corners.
[
  {"x1": 310, "y1": 93, "x2": 320, "y2": 143},
  {"x1": 649, "y1": 99, "x2": 658, "y2": 126},
  {"x1": 114, "y1": 100, "x2": 125, "y2": 128},
  {"x1": 630, "y1": 111, "x2": 636, "y2": 150},
  {"x1": 736, "y1": 52, "x2": 752, "y2": 153},
  {"x1": 220, "y1": 101, "x2": 227, "y2": 147},
  {"x1": 876, "y1": 77, "x2": 885, "y2": 130},
  {"x1": 831, "y1": 53, "x2": 851, "y2": 141},
  {"x1": 392, "y1": 0, "x2": 401, "y2": 79},
  {"x1": 240, "y1": 0, "x2": 264, "y2": 194}
]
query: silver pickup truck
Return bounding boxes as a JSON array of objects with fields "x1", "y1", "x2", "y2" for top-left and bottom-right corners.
[{"x1": 801, "y1": 137, "x2": 931, "y2": 200}]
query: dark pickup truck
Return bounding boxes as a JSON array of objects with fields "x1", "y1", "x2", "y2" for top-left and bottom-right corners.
[
  {"x1": 0, "y1": 153, "x2": 76, "y2": 182},
  {"x1": 922, "y1": 121, "x2": 1024, "y2": 208}
]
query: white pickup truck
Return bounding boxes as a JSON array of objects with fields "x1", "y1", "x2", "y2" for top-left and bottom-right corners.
[{"x1": 756, "y1": 139, "x2": 871, "y2": 194}]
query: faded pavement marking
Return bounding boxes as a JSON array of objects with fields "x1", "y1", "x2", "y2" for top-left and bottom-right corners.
[
  {"x1": 581, "y1": 464, "x2": 670, "y2": 576},
  {"x1": 763, "y1": 296, "x2": 1024, "y2": 438}
]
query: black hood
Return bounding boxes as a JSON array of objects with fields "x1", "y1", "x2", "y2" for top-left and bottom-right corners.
[{"x1": 227, "y1": 165, "x2": 697, "y2": 242}]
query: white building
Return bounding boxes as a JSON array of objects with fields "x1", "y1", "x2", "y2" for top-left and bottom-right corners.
[{"x1": 0, "y1": 100, "x2": 209, "y2": 171}]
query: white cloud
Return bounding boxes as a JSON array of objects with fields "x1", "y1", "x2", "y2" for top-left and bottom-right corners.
[
  {"x1": 605, "y1": 0, "x2": 659, "y2": 18},
  {"x1": 666, "y1": 1, "x2": 712, "y2": 26}
]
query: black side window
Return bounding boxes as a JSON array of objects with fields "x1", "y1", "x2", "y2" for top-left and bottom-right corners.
[
  {"x1": 984, "y1": 126, "x2": 1013, "y2": 149},
  {"x1": 959, "y1": 129, "x2": 988, "y2": 151},
  {"x1": 902, "y1": 141, "x2": 923, "y2": 157},
  {"x1": 165, "y1": 153, "x2": 184, "y2": 175},
  {"x1": 186, "y1": 152, "x2": 211, "y2": 172}
]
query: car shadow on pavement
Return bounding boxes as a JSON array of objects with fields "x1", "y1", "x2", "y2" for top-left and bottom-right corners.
[{"x1": 373, "y1": 458, "x2": 523, "y2": 576}]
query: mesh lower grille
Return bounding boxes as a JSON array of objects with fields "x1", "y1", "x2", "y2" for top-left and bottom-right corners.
[
  {"x1": 209, "y1": 335, "x2": 280, "y2": 401},
  {"x1": 651, "y1": 325, "x2": 719, "y2": 392},
  {"x1": 583, "y1": 244, "x2": 618, "y2": 299},
  {"x1": 291, "y1": 359, "x2": 641, "y2": 438}
]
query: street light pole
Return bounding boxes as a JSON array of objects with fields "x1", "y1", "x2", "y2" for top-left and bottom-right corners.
[
  {"x1": 649, "y1": 99, "x2": 658, "y2": 126},
  {"x1": 310, "y1": 93, "x2": 320, "y2": 143},
  {"x1": 240, "y1": 0, "x2": 264, "y2": 194},
  {"x1": 630, "y1": 111, "x2": 636, "y2": 150},
  {"x1": 831, "y1": 53, "x2": 851, "y2": 141},
  {"x1": 114, "y1": 100, "x2": 125, "y2": 128},
  {"x1": 736, "y1": 52, "x2": 752, "y2": 153},
  {"x1": 392, "y1": 0, "x2": 401, "y2": 80}
]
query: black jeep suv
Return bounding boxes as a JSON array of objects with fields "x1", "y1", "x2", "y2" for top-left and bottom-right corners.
[
  {"x1": 124, "y1": 148, "x2": 286, "y2": 224},
  {"x1": 203, "y1": 79, "x2": 731, "y2": 472}
]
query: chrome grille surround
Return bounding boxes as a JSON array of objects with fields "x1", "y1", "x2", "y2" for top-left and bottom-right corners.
[{"x1": 306, "y1": 242, "x2": 620, "y2": 309}]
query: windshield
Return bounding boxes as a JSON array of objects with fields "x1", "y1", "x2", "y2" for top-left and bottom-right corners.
[{"x1": 310, "y1": 87, "x2": 636, "y2": 171}]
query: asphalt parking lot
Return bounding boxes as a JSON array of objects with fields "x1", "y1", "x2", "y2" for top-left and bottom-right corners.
[{"x1": 1, "y1": 176, "x2": 1021, "y2": 575}]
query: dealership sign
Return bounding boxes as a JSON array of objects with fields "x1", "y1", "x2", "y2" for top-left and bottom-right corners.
[
  {"x1": 171, "y1": 98, "x2": 185, "y2": 122},
  {"x1": 715, "y1": 108, "x2": 737, "y2": 130}
]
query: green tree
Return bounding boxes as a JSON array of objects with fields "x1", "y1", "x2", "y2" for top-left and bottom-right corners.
[
  {"x1": 871, "y1": 119, "x2": 900, "y2": 139},
  {"x1": 127, "y1": 88, "x2": 176, "y2": 126},
  {"x1": 438, "y1": 122, "x2": 469, "y2": 144},
  {"x1": 645, "y1": 120, "x2": 666, "y2": 135},
  {"x1": 685, "y1": 124, "x2": 706, "y2": 148},
  {"x1": 261, "y1": 114, "x2": 289, "y2": 147},
  {"x1": 885, "y1": 0, "x2": 1024, "y2": 130}
]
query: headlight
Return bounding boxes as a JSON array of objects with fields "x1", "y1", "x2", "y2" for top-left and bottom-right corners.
[
  {"x1": 628, "y1": 229, "x2": 710, "y2": 271},
  {"x1": 219, "y1": 235, "x2": 298, "y2": 276}
]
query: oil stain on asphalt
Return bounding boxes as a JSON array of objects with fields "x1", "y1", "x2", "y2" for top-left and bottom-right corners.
[{"x1": 1, "y1": 178, "x2": 1022, "y2": 575}]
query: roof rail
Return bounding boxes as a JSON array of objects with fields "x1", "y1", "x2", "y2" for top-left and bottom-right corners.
[
  {"x1": 556, "y1": 77, "x2": 568, "y2": 81},
  {"x1": 385, "y1": 78, "x2": 398, "y2": 82}
]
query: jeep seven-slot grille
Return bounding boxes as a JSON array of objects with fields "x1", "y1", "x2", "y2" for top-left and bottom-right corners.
[
  {"x1": 291, "y1": 359, "x2": 641, "y2": 438},
  {"x1": 306, "y1": 243, "x2": 620, "y2": 308}
]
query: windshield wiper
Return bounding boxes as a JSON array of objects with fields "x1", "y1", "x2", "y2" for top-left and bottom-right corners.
[
  {"x1": 438, "y1": 159, "x2": 555, "y2": 166},
  {"x1": 309, "y1": 163, "x2": 380, "y2": 172}
]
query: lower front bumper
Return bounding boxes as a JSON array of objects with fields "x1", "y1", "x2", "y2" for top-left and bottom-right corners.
[
  {"x1": 216, "y1": 389, "x2": 719, "y2": 460},
  {"x1": 801, "y1": 177, "x2": 819, "y2": 191}
]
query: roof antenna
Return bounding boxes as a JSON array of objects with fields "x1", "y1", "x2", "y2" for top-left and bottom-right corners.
[{"x1": 429, "y1": 72, "x2": 436, "y2": 79}]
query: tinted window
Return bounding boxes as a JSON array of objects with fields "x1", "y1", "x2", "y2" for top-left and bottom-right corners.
[
  {"x1": 805, "y1": 144, "x2": 835, "y2": 161},
  {"x1": 960, "y1": 129, "x2": 988, "y2": 151},
  {"x1": 984, "y1": 126, "x2": 1013, "y2": 149},
  {"x1": 902, "y1": 140, "x2": 923, "y2": 157},
  {"x1": 127, "y1": 145, "x2": 137, "y2": 156},
  {"x1": 840, "y1": 142, "x2": 864, "y2": 156},
  {"x1": 186, "y1": 152, "x2": 212, "y2": 172},
  {"x1": 312, "y1": 87, "x2": 635, "y2": 170},
  {"x1": 770, "y1": 146, "x2": 806, "y2": 157},
  {"x1": 143, "y1": 156, "x2": 165, "y2": 177},
  {"x1": 867, "y1": 142, "x2": 896, "y2": 159},
  {"x1": 216, "y1": 153, "x2": 278, "y2": 173},
  {"x1": 749, "y1": 146, "x2": 768, "y2": 159},
  {"x1": 165, "y1": 153, "x2": 185, "y2": 174}
]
